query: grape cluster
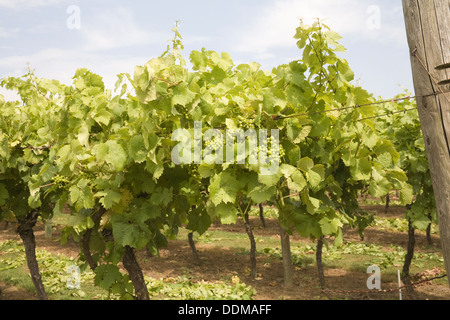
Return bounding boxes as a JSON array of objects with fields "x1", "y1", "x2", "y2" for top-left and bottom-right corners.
[
  {"x1": 186, "y1": 164, "x2": 203, "y2": 189},
  {"x1": 256, "y1": 136, "x2": 285, "y2": 164},
  {"x1": 175, "y1": 104, "x2": 191, "y2": 120},
  {"x1": 237, "y1": 116, "x2": 255, "y2": 131},
  {"x1": 52, "y1": 175, "x2": 69, "y2": 189},
  {"x1": 204, "y1": 137, "x2": 223, "y2": 154}
]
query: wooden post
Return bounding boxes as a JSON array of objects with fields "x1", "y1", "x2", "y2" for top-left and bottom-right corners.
[
  {"x1": 45, "y1": 219, "x2": 52, "y2": 239},
  {"x1": 402, "y1": 0, "x2": 450, "y2": 287},
  {"x1": 279, "y1": 224, "x2": 294, "y2": 287}
]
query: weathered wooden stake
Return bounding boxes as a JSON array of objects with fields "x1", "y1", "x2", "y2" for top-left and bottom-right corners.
[{"x1": 402, "y1": 0, "x2": 450, "y2": 287}]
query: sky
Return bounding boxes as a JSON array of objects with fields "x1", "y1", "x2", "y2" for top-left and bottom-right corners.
[{"x1": 0, "y1": 0, "x2": 414, "y2": 101}]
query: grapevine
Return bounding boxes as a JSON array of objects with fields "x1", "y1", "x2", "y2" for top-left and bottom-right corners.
[{"x1": 0, "y1": 20, "x2": 435, "y2": 299}]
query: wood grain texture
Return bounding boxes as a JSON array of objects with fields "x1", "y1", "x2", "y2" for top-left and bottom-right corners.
[{"x1": 402, "y1": 0, "x2": 450, "y2": 287}]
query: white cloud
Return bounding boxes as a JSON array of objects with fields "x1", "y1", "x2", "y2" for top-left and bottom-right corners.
[
  {"x1": 233, "y1": 0, "x2": 406, "y2": 54},
  {"x1": 81, "y1": 5, "x2": 166, "y2": 52},
  {"x1": 0, "y1": 5, "x2": 171, "y2": 100},
  {"x1": 0, "y1": 48, "x2": 153, "y2": 93},
  {"x1": 0, "y1": 27, "x2": 20, "y2": 38},
  {"x1": 0, "y1": 0, "x2": 62, "y2": 9}
]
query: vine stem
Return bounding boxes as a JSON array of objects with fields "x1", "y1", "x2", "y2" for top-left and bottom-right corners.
[
  {"x1": 122, "y1": 246, "x2": 150, "y2": 300},
  {"x1": 16, "y1": 210, "x2": 48, "y2": 300},
  {"x1": 316, "y1": 236, "x2": 326, "y2": 289},
  {"x1": 81, "y1": 206, "x2": 106, "y2": 271},
  {"x1": 39, "y1": 182, "x2": 55, "y2": 189},
  {"x1": 239, "y1": 199, "x2": 257, "y2": 279}
]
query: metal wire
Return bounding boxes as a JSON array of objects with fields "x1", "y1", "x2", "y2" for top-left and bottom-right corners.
[{"x1": 272, "y1": 90, "x2": 450, "y2": 121}]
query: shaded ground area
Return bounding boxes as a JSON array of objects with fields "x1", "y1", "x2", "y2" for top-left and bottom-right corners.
[
  {"x1": 0, "y1": 280, "x2": 36, "y2": 300},
  {"x1": 0, "y1": 203, "x2": 449, "y2": 300}
]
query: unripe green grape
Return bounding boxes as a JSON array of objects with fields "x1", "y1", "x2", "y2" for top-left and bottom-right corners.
[
  {"x1": 187, "y1": 164, "x2": 202, "y2": 188},
  {"x1": 52, "y1": 175, "x2": 69, "y2": 189}
]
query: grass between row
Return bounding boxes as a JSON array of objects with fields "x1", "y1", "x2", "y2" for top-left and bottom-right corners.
[
  {"x1": 0, "y1": 238, "x2": 256, "y2": 300},
  {"x1": 0, "y1": 203, "x2": 446, "y2": 299}
]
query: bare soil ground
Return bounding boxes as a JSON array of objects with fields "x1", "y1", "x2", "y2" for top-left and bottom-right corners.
[{"x1": 1, "y1": 204, "x2": 449, "y2": 300}]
